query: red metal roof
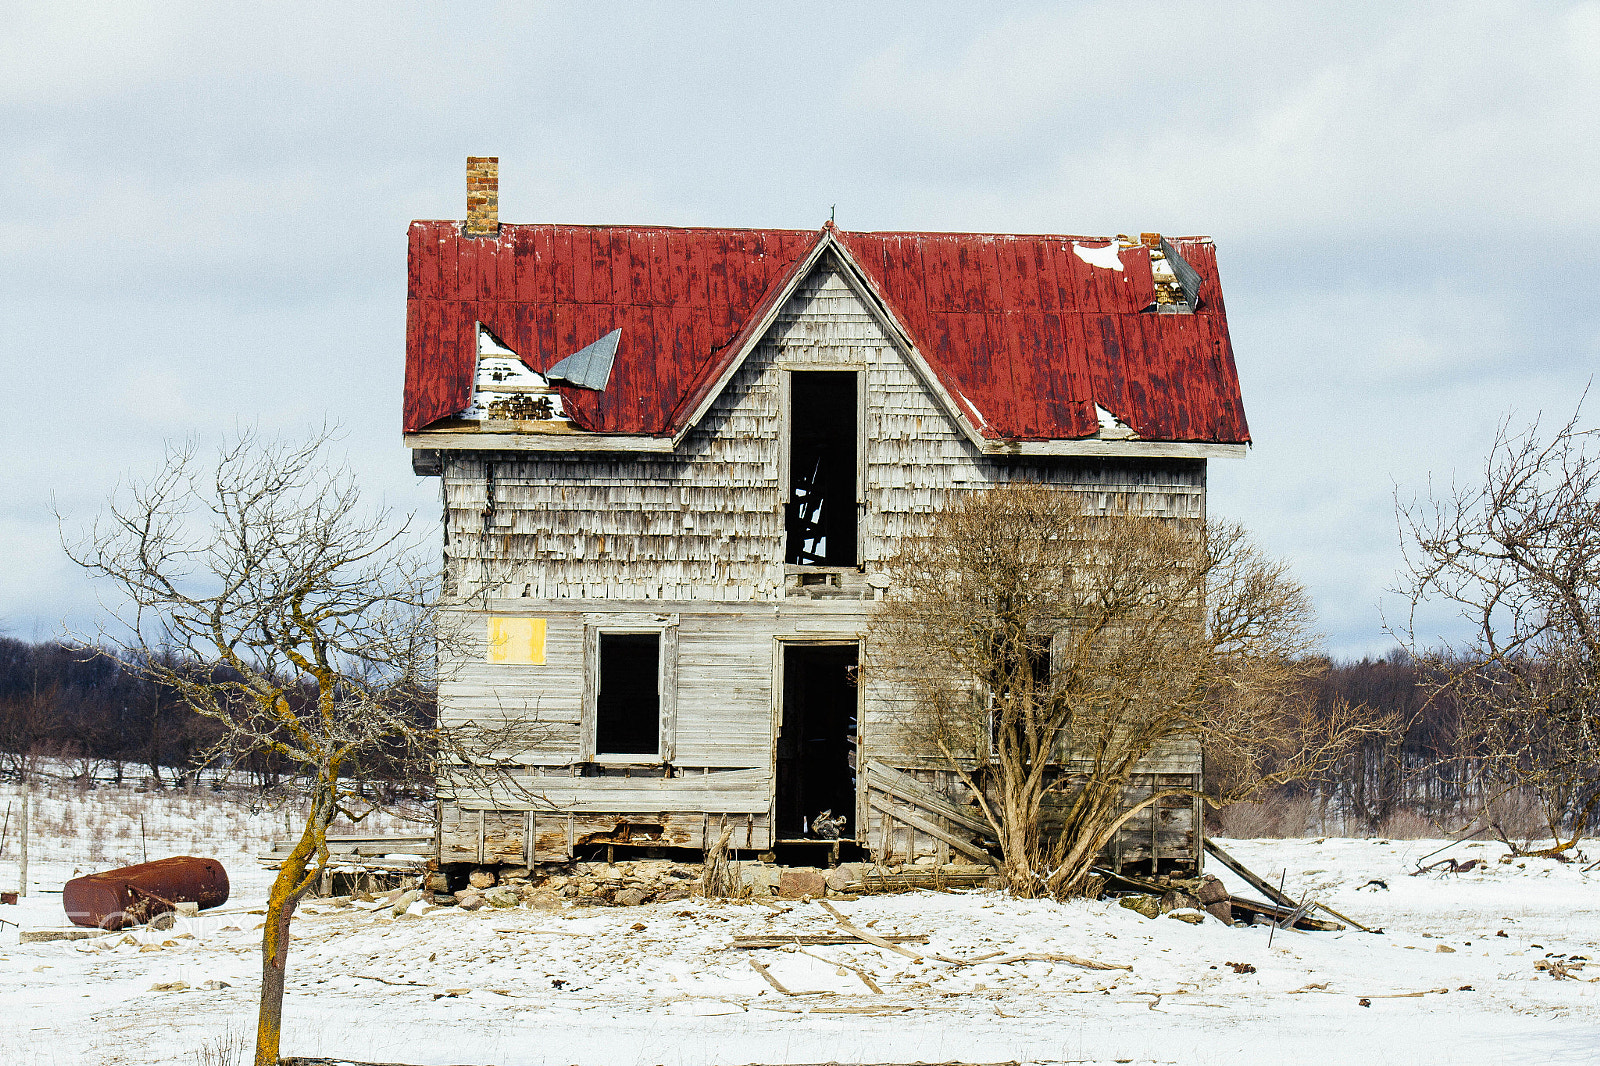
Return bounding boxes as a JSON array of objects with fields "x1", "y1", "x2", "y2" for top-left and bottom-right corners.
[{"x1": 403, "y1": 221, "x2": 1249, "y2": 444}]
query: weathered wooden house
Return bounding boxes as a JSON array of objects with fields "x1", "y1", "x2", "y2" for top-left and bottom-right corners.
[{"x1": 404, "y1": 159, "x2": 1250, "y2": 874}]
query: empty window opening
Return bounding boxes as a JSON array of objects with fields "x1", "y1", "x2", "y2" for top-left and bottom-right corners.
[
  {"x1": 777, "y1": 644, "x2": 859, "y2": 840},
  {"x1": 787, "y1": 371, "x2": 858, "y2": 567},
  {"x1": 596, "y1": 633, "x2": 660, "y2": 756}
]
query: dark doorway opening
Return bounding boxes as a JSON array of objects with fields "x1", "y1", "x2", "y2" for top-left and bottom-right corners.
[
  {"x1": 786, "y1": 371, "x2": 858, "y2": 566},
  {"x1": 597, "y1": 633, "x2": 659, "y2": 756},
  {"x1": 777, "y1": 644, "x2": 859, "y2": 840}
]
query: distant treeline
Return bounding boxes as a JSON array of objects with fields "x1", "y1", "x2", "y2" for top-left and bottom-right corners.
[
  {"x1": 1215, "y1": 651, "x2": 1570, "y2": 837},
  {"x1": 0, "y1": 635, "x2": 1546, "y2": 827},
  {"x1": 1300, "y1": 652, "x2": 1472, "y2": 830},
  {"x1": 0, "y1": 636, "x2": 434, "y2": 792}
]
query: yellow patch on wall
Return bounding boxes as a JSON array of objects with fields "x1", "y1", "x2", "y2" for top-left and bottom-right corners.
[{"x1": 487, "y1": 616, "x2": 546, "y2": 665}]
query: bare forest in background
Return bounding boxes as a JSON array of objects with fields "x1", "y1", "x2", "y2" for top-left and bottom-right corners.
[
  {"x1": 1211, "y1": 651, "x2": 1594, "y2": 842},
  {"x1": 0, "y1": 636, "x2": 435, "y2": 799},
  {"x1": 2, "y1": 634, "x2": 1579, "y2": 842}
]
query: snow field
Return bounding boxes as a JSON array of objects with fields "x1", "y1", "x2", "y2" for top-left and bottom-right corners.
[{"x1": 2, "y1": 788, "x2": 1598, "y2": 1066}]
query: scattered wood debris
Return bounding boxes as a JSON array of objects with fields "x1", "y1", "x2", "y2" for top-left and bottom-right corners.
[
  {"x1": 812, "y1": 900, "x2": 1130, "y2": 972},
  {"x1": 731, "y1": 933, "x2": 928, "y2": 949},
  {"x1": 787, "y1": 945, "x2": 884, "y2": 993},
  {"x1": 745, "y1": 956, "x2": 833, "y2": 997},
  {"x1": 351, "y1": 974, "x2": 428, "y2": 987},
  {"x1": 1359, "y1": 987, "x2": 1452, "y2": 1000},
  {"x1": 19, "y1": 929, "x2": 100, "y2": 943}
]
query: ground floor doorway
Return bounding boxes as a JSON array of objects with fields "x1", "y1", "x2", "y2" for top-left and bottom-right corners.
[{"x1": 776, "y1": 643, "x2": 859, "y2": 842}]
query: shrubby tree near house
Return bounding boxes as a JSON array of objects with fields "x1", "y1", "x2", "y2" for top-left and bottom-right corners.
[
  {"x1": 1395, "y1": 404, "x2": 1600, "y2": 855},
  {"x1": 869, "y1": 483, "x2": 1389, "y2": 896},
  {"x1": 403, "y1": 157, "x2": 1255, "y2": 877}
]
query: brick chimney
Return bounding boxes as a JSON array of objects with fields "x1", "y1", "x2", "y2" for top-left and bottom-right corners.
[{"x1": 465, "y1": 156, "x2": 498, "y2": 237}]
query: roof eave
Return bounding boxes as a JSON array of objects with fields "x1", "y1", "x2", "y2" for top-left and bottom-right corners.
[
  {"x1": 403, "y1": 431, "x2": 675, "y2": 454},
  {"x1": 988, "y1": 439, "x2": 1249, "y2": 459}
]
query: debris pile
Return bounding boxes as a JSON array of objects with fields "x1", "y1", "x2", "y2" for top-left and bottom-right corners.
[{"x1": 429, "y1": 859, "x2": 999, "y2": 908}]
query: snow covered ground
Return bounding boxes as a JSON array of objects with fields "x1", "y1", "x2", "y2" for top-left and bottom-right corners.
[{"x1": 2, "y1": 787, "x2": 1598, "y2": 1065}]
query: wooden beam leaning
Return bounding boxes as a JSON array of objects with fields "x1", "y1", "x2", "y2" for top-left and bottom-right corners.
[
  {"x1": 1204, "y1": 838, "x2": 1375, "y2": 934},
  {"x1": 865, "y1": 762, "x2": 992, "y2": 837},
  {"x1": 866, "y1": 795, "x2": 993, "y2": 866}
]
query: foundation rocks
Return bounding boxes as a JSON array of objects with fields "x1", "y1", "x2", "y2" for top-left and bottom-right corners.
[{"x1": 435, "y1": 858, "x2": 946, "y2": 908}]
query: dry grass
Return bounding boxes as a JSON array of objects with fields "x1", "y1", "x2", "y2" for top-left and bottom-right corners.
[
  {"x1": 192, "y1": 1026, "x2": 249, "y2": 1066},
  {"x1": 0, "y1": 764, "x2": 431, "y2": 870}
]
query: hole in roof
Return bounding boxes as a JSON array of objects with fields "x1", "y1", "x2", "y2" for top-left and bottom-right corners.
[{"x1": 478, "y1": 324, "x2": 518, "y2": 356}]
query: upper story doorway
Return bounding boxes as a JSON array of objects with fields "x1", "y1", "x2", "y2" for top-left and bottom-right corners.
[{"x1": 786, "y1": 371, "x2": 859, "y2": 567}]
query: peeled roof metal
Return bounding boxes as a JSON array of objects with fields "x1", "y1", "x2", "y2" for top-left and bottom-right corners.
[
  {"x1": 545, "y1": 328, "x2": 620, "y2": 391},
  {"x1": 403, "y1": 222, "x2": 1249, "y2": 445}
]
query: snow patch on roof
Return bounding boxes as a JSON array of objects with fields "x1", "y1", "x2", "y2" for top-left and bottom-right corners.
[
  {"x1": 477, "y1": 326, "x2": 518, "y2": 356},
  {"x1": 1073, "y1": 241, "x2": 1124, "y2": 272},
  {"x1": 1095, "y1": 403, "x2": 1137, "y2": 440}
]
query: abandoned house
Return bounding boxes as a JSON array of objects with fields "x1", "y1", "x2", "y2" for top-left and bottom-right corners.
[{"x1": 403, "y1": 158, "x2": 1250, "y2": 875}]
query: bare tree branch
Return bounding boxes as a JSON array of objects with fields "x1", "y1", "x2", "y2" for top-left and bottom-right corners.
[
  {"x1": 868, "y1": 484, "x2": 1392, "y2": 898},
  {"x1": 1393, "y1": 396, "x2": 1600, "y2": 856}
]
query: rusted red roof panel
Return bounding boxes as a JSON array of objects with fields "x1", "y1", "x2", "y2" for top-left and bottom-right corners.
[{"x1": 403, "y1": 222, "x2": 1249, "y2": 444}]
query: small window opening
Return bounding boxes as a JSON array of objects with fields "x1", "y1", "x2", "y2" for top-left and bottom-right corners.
[
  {"x1": 787, "y1": 371, "x2": 858, "y2": 566},
  {"x1": 989, "y1": 639, "x2": 1052, "y2": 752},
  {"x1": 597, "y1": 633, "x2": 660, "y2": 756}
]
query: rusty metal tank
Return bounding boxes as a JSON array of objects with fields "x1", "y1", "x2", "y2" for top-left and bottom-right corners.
[{"x1": 62, "y1": 856, "x2": 230, "y2": 929}]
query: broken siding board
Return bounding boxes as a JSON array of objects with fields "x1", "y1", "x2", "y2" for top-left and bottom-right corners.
[
  {"x1": 442, "y1": 808, "x2": 762, "y2": 857},
  {"x1": 865, "y1": 762, "x2": 991, "y2": 837},
  {"x1": 453, "y1": 766, "x2": 773, "y2": 813}
]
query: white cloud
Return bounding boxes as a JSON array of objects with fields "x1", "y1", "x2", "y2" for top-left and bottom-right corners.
[{"x1": 3, "y1": 1, "x2": 1598, "y2": 655}]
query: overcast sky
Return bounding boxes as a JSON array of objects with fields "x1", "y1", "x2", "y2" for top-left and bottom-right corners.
[{"x1": 3, "y1": 2, "x2": 1596, "y2": 658}]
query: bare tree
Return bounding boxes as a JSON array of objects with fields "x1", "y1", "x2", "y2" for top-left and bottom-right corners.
[
  {"x1": 1394, "y1": 402, "x2": 1600, "y2": 856},
  {"x1": 62, "y1": 428, "x2": 528, "y2": 1066},
  {"x1": 868, "y1": 483, "x2": 1387, "y2": 898}
]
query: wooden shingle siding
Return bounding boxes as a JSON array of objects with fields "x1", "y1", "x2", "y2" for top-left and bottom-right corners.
[
  {"x1": 434, "y1": 261, "x2": 1205, "y2": 868},
  {"x1": 441, "y1": 268, "x2": 1204, "y2": 603}
]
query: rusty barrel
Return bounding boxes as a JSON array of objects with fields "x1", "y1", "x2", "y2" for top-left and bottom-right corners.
[{"x1": 63, "y1": 856, "x2": 230, "y2": 929}]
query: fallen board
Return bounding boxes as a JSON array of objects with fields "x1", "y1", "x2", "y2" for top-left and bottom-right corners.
[
  {"x1": 1227, "y1": 895, "x2": 1344, "y2": 932},
  {"x1": 20, "y1": 929, "x2": 101, "y2": 943},
  {"x1": 1204, "y1": 837, "x2": 1374, "y2": 932},
  {"x1": 731, "y1": 933, "x2": 930, "y2": 948}
]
